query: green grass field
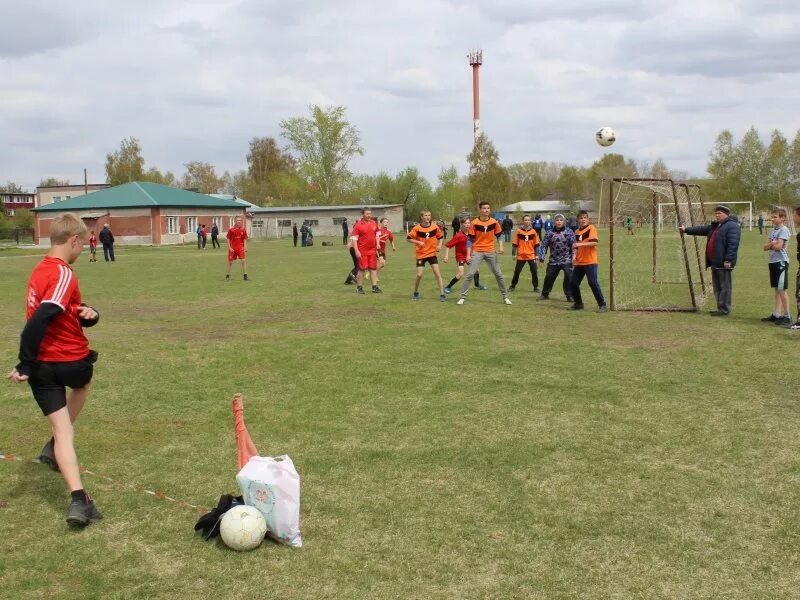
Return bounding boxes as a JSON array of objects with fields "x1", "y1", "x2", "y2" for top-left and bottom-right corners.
[{"x1": 1, "y1": 232, "x2": 798, "y2": 599}]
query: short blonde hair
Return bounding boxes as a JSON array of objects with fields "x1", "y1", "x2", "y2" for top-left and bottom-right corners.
[{"x1": 50, "y1": 214, "x2": 88, "y2": 245}]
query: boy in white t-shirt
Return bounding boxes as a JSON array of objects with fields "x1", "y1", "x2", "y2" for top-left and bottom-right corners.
[{"x1": 761, "y1": 208, "x2": 791, "y2": 326}]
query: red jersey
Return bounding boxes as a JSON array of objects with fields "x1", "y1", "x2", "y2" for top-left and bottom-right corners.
[
  {"x1": 351, "y1": 218, "x2": 380, "y2": 253},
  {"x1": 378, "y1": 227, "x2": 394, "y2": 254},
  {"x1": 25, "y1": 256, "x2": 89, "y2": 362},
  {"x1": 88, "y1": 235, "x2": 97, "y2": 249},
  {"x1": 226, "y1": 225, "x2": 248, "y2": 250},
  {"x1": 446, "y1": 231, "x2": 468, "y2": 263}
]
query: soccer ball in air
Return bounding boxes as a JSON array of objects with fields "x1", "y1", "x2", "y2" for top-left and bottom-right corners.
[
  {"x1": 219, "y1": 505, "x2": 267, "y2": 551},
  {"x1": 596, "y1": 126, "x2": 616, "y2": 147}
]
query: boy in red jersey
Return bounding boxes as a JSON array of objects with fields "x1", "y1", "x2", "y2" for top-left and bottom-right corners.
[
  {"x1": 407, "y1": 210, "x2": 446, "y2": 301},
  {"x1": 225, "y1": 215, "x2": 249, "y2": 281},
  {"x1": 508, "y1": 215, "x2": 541, "y2": 293},
  {"x1": 88, "y1": 230, "x2": 97, "y2": 262},
  {"x1": 377, "y1": 217, "x2": 396, "y2": 269},
  {"x1": 7, "y1": 214, "x2": 102, "y2": 526},
  {"x1": 350, "y1": 207, "x2": 382, "y2": 294},
  {"x1": 444, "y1": 217, "x2": 469, "y2": 293},
  {"x1": 457, "y1": 202, "x2": 511, "y2": 305}
]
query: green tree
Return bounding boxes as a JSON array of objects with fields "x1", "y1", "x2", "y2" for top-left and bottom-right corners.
[
  {"x1": 467, "y1": 133, "x2": 510, "y2": 207},
  {"x1": 737, "y1": 126, "x2": 768, "y2": 206},
  {"x1": 0, "y1": 182, "x2": 25, "y2": 193},
  {"x1": 280, "y1": 105, "x2": 364, "y2": 204},
  {"x1": 39, "y1": 177, "x2": 70, "y2": 187},
  {"x1": 507, "y1": 162, "x2": 549, "y2": 204},
  {"x1": 143, "y1": 167, "x2": 177, "y2": 186},
  {"x1": 181, "y1": 161, "x2": 221, "y2": 194},
  {"x1": 105, "y1": 137, "x2": 145, "y2": 185},
  {"x1": 434, "y1": 165, "x2": 470, "y2": 218},
  {"x1": 555, "y1": 165, "x2": 585, "y2": 212},
  {"x1": 790, "y1": 130, "x2": 800, "y2": 199},
  {"x1": 393, "y1": 167, "x2": 434, "y2": 220},
  {"x1": 766, "y1": 129, "x2": 792, "y2": 206}
]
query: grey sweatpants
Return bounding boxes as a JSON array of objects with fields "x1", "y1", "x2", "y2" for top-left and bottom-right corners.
[
  {"x1": 711, "y1": 267, "x2": 732, "y2": 314},
  {"x1": 460, "y1": 252, "x2": 508, "y2": 298}
]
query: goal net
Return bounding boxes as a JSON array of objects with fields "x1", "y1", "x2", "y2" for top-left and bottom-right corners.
[{"x1": 605, "y1": 178, "x2": 709, "y2": 311}]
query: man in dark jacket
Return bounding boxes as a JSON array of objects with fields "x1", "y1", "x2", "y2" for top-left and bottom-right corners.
[
  {"x1": 681, "y1": 205, "x2": 741, "y2": 316},
  {"x1": 98, "y1": 223, "x2": 115, "y2": 262},
  {"x1": 292, "y1": 223, "x2": 299, "y2": 247},
  {"x1": 501, "y1": 215, "x2": 514, "y2": 242}
]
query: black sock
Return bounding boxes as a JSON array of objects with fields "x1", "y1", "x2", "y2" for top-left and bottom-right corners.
[
  {"x1": 71, "y1": 489, "x2": 89, "y2": 504},
  {"x1": 447, "y1": 277, "x2": 459, "y2": 288},
  {"x1": 474, "y1": 273, "x2": 480, "y2": 287}
]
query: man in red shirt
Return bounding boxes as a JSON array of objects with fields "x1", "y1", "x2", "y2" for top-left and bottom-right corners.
[
  {"x1": 7, "y1": 214, "x2": 102, "y2": 526},
  {"x1": 225, "y1": 215, "x2": 249, "y2": 281},
  {"x1": 350, "y1": 207, "x2": 381, "y2": 294}
]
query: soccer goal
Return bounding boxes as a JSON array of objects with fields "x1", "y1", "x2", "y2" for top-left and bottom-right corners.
[{"x1": 605, "y1": 178, "x2": 709, "y2": 312}]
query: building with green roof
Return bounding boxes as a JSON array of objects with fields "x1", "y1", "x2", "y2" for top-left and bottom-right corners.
[{"x1": 33, "y1": 182, "x2": 247, "y2": 246}]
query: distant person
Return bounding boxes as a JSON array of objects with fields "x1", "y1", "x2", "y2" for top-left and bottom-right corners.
[
  {"x1": 98, "y1": 223, "x2": 115, "y2": 262},
  {"x1": 88, "y1": 231, "x2": 97, "y2": 263},
  {"x1": 300, "y1": 222, "x2": 309, "y2": 247},
  {"x1": 538, "y1": 214, "x2": 575, "y2": 302},
  {"x1": 451, "y1": 214, "x2": 461, "y2": 239},
  {"x1": 8, "y1": 214, "x2": 102, "y2": 526},
  {"x1": 211, "y1": 223, "x2": 220, "y2": 248},
  {"x1": 292, "y1": 223, "x2": 299, "y2": 247},
  {"x1": 437, "y1": 219, "x2": 448, "y2": 239},
  {"x1": 225, "y1": 215, "x2": 249, "y2": 281},
  {"x1": 571, "y1": 210, "x2": 608, "y2": 312},
  {"x1": 760, "y1": 208, "x2": 791, "y2": 325},
  {"x1": 544, "y1": 216, "x2": 554, "y2": 233},
  {"x1": 681, "y1": 205, "x2": 741, "y2": 316},
  {"x1": 501, "y1": 214, "x2": 514, "y2": 243},
  {"x1": 341, "y1": 218, "x2": 349, "y2": 245},
  {"x1": 200, "y1": 224, "x2": 208, "y2": 249},
  {"x1": 196, "y1": 224, "x2": 203, "y2": 249},
  {"x1": 377, "y1": 217, "x2": 396, "y2": 274},
  {"x1": 532, "y1": 214, "x2": 543, "y2": 239},
  {"x1": 508, "y1": 215, "x2": 540, "y2": 293},
  {"x1": 444, "y1": 217, "x2": 470, "y2": 294},
  {"x1": 567, "y1": 215, "x2": 577, "y2": 231},
  {"x1": 758, "y1": 214, "x2": 764, "y2": 235},
  {"x1": 790, "y1": 207, "x2": 800, "y2": 330},
  {"x1": 626, "y1": 216, "x2": 634, "y2": 235}
]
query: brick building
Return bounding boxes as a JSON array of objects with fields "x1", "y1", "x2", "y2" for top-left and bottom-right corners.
[
  {"x1": 32, "y1": 182, "x2": 246, "y2": 246},
  {"x1": 2, "y1": 191, "x2": 35, "y2": 216},
  {"x1": 249, "y1": 204, "x2": 404, "y2": 239},
  {"x1": 36, "y1": 183, "x2": 111, "y2": 207}
]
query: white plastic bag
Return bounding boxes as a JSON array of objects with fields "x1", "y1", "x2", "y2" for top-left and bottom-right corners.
[{"x1": 235, "y1": 455, "x2": 302, "y2": 547}]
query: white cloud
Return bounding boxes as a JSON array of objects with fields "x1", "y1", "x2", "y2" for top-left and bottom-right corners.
[{"x1": 0, "y1": 0, "x2": 798, "y2": 192}]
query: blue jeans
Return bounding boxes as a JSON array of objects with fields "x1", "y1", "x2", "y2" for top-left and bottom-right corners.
[
  {"x1": 503, "y1": 231, "x2": 511, "y2": 242},
  {"x1": 571, "y1": 264, "x2": 606, "y2": 307}
]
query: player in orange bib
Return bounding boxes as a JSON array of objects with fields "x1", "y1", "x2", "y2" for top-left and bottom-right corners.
[
  {"x1": 571, "y1": 210, "x2": 607, "y2": 311},
  {"x1": 509, "y1": 215, "x2": 541, "y2": 293},
  {"x1": 225, "y1": 215, "x2": 249, "y2": 281},
  {"x1": 407, "y1": 210, "x2": 446, "y2": 301},
  {"x1": 457, "y1": 202, "x2": 511, "y2": 305}
]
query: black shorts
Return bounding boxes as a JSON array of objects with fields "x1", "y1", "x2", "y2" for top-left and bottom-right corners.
[
  {"x1": 28, "y1": 351, "x2": 97, "y2": 416},
  {"x1": 416, "y1": 256, "x2": 438, "y2": 267},
  {"x1": 769, "y1": 261, "x2": 789, "y2": 290}
]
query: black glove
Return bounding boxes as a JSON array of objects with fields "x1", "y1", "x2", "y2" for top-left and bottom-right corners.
[{"x1": 194, "y1": 494, "x2": 244, "y2": 539}]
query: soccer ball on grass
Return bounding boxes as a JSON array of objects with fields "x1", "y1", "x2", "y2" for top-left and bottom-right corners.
[
  {"x1": 596, "y1": 126, "x2": 616, "y2": 147},
  {"x1": 219, "y1": 505, "x2": 267, "y2": 551}
]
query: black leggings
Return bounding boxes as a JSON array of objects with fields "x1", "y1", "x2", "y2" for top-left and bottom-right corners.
[{"x1": 510, "y1": 260, "x2": 539, "y2": 289}]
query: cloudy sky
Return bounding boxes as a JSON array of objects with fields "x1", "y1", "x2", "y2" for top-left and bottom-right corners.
[{"x1": 2, "y1": 0, "x2": 799, "y2": 190}]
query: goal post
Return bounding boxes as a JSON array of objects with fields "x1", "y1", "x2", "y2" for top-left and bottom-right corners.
[{"x1": 607, "y1": 178, "x2": 709, "y2": 312}]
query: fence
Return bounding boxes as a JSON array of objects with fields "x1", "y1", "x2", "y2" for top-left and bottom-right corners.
[{"x1": 0, "y1": 228, "x2": 34, "y2": 245}]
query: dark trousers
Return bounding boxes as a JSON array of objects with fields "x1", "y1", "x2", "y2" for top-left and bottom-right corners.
[
  {"x1": 301, "y1": 234, "x2": 308, "y2": 247},
  {"x1": 197, "y1": 236, "x2": 202, "y2": 249},
  {"x1": 571, "y1": 264, "x2": 606, "y2": 308},
  {"x1": 711, "y1": 267, "x2": 732, "y2": 314},
  {"x1": 201, "y1": 236, "x2": 207, "y2": 249},
  {"x1": 103, "y1": 243, "x2": 115, "y2": 262},
  {"x1": 503, "y1": 231, "x2": 511, "y2": 242},
  {"x1": 293, "y1": 234, "x2": 298, "y2": 247},
  {"x1": 211, "y1": 236, "x2": 220, "y2": 248},
  {"x1": 345, "y1": 248, "x2": 359, "y2": 283},
  {"x1": 342, "y1": 231, "x2": 348, "y2": 245},
  {"x1": 510, "y1": 260, "x2": 539, "y2": 289},
  {"x1": 541, "y1": 263, "x2": 572, "y2": 299}
]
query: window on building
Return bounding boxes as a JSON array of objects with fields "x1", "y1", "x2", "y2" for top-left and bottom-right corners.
[
  {"x1": 6, "y1": 209, "x2": 15, "y2": 217},
  {"x1": 53, "y1": 196, "x2": 61, "y2": 202},
  {"x1": 186, "y1": 216, "x2": 197, "y2": 234},
  {"x1": 332, "y1": 217, "x2": 347, "y2": 225},
  {"x1": 64, "y1": 196, "x2": 71, "y2": 200},
  {"x1": 278, "y1": 219, "x2": 291, "y2": 227},
  {"x1": 167, "y1": 216, "x2": 179, "y2": 234},
  {"x1": 212, "y1": 216, "x2": 221, "y2": 228},
  {"x1": 305, "y1": 219, "x2": 319, "y2": 227}
]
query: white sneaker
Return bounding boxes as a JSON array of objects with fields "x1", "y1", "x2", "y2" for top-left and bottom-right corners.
[
  {"x1": 457, "y1": 298, "x2": 465, "y2": 305},
  {"x1": 503, "y1": 297, "x2": 512, "y2": 305}
]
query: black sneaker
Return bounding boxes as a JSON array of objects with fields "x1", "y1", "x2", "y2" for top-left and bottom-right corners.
[
  {"x1": 537, "y1": 294, "x2": 548, "y2": 300},
  {"x1": 709, "y1": 310, "x2": 729, "y2": 316},
  {"x1": 225, "y1": 274, "x2": 230, "y2": 281},
  {"x1": 533, "y1": 288, "x2": 540, "y2": 293},
  {"x1": 372, "y1": 286, "x2": 382, "y2": 294},
  {"x1": 566, "y1": 297, "x2": 574, "y2": 302},
  {"x1": 356, "y1": 286, "x2": 365, "y2": 295},
  {"x1": 761, "y1": 314, "x2": 779, "y2": 322},
  {"x1": 775, "y1": 316, "x2": 792, "y2": 326},
  {"x1": 38, "y1": 440, "x2": 59, "y2": 472},
  {"x1": 243, "y1": 274, "x2": 249, "y2": 281},
  {"x1": 66, "y1": 498, "x2": 103, "y2": 526},
  {"x1": 570, "y1": 304, "x2": 585, "y2": 311},
  {"x1": 508, "y1": 286, "x2": 515, "y2": 292}
]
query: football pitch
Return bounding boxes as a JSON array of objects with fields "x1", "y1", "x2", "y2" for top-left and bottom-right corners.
[{"x1": 1, "y1": 232, "x2": 798, "y2": 599}]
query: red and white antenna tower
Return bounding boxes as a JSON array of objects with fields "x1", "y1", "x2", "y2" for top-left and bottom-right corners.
[{"x1": 468, "y1": 50, "x2": 483, "y2": 143}]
